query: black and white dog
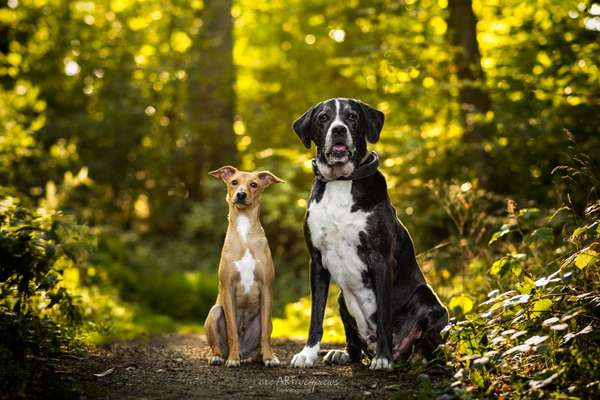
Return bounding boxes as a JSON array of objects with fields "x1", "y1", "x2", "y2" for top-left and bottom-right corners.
[{"x1": 289, "y1": 98, "x2": 448, "y2": 370}]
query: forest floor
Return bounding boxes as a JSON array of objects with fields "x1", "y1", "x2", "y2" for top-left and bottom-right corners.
[{"x1": 59, "y1": 333, "x2": 451, "y2": 399}]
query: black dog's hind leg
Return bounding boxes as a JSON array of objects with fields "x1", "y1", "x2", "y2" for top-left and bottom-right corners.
[
  {"x1": 323, "y1": 292, "x2": 363, "y2": 365},
  {"x1": 392, "y1": 284, "x2": 449, "y2": 360}
]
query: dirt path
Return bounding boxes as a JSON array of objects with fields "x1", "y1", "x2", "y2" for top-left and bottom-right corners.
[{"x1": 62, "y1": 333, "x2": 451, "y2": 399}]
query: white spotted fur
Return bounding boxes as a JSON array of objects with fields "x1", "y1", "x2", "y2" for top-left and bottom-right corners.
[{"x1": 307, "y1": 180, "x2": 377, "y2": 341}]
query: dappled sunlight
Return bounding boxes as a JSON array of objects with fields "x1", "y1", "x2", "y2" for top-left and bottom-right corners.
[{"x1": 1, "y1": 0, "x2": 599, "y2": 398}]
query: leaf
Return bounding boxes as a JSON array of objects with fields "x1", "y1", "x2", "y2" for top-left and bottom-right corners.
[
  {"x1": 532, "y1": 299, "x2": 553, "y2": 317},
  {"x1": 502, "y1": 294, "x2": 529, "y2": 307},
  {"x1": 488, "y1": 224, "x2": 514, "y2": 245},
  {"x1": 529, "y1": 368, "x2": 565, "y2": 390},
  {"x1": 524, "y1": 335, "x2": 548, "y2": 346},
  {"x1": 518, "y1": 208, "x2": 542, "y2": 221},
  {"x1": 524, "y1": 227, "x2": 553, "y2": 245},
  {"x1": 504, "y1": 344, "x2": 531, "y2": 356},
  {"x1": 574, "y1": 248, "x2": 598, "y2": 269},
  {"x1": 490, "y1": 257, "x2": 510, "y2": 275},
  {"x1": 93, "y1": 368, "x2": 114, "y2": 377},
  {"x1": 548, "y1": 206, "x2": 572, "y2": 227},
  {"x1": 472, "y1": 356, "x2": 490, "y2": 368},
  {"x1": 550, "y1": 323, "x2": 568, "y2": 331},
  {"x1": 570, "y1": 225, "x2": 589, "y2": 241},
  {"x1": 449, "y1": 295, "x2": 474, "y2": 314},
  {"x1": 542, "y1": 317, "x2": 559, "y2": 326},
  {"x1": 517, "y1": 276, "x2": 535, "y2": 294}
]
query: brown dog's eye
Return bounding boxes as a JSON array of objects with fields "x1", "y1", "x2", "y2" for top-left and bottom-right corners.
[
  {"x1": 250, "y1": 182, "x2": 258, "y2": 188},
  {"x1": 231, "y1": 180, "x2": 238, "y2": 186}
]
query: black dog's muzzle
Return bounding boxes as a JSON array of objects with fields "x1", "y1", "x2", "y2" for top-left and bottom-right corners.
[{"x1": 312, "y1": 151, "x2": 380, "y2": 182}]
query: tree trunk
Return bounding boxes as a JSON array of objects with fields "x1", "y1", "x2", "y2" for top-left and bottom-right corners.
[
  {"x1": 447, "y1": 0, "x2": 491, "y2": 143},
  {"x1": 446, "y1": 0, "x2": 495, "y2": 186},
  {"x1": 182, "y1": 0, "x2": 237, "y2": 201}
]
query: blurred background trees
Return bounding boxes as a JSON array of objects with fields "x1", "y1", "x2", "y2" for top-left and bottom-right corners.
[{"x1": 1, "y1": 1, "x2": 599, "y2": 395}]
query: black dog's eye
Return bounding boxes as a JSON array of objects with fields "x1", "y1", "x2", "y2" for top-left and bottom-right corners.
[
  {"x1": 318, "y1": 113, "x2": 329, "y2": 122},
  {"x1": 347, "y1": 112, "x2": 358, "y2": 121},
  {"x1": 250, "y1": 182, "x2": 258, "y2": 188},
  {"x1": 231, "y1": 180, "x2": 238, "y2": 186}
]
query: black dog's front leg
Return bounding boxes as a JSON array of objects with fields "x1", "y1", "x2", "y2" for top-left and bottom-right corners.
[
  {"x1": 290, "y1": 248, "x2": 330, "y2": 368},
  {"x1": 323, "y1": 292, "x2": 364, "y2": 365},
  {"x1": 370, "y1": 253, "x2": 394, "y2": 370}
]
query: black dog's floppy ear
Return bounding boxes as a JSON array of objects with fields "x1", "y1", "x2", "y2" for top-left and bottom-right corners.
[
  {"x1": 292, "y1": 104, "x2": 317, "y2": 149},
  {"x1": 356, "y1": 100, "x2": 384, "y2": 143}
]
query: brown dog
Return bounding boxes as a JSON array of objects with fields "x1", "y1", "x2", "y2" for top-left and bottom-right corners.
[{"x1": 204, "y1": 166, "x2": 284, "y2": 367}]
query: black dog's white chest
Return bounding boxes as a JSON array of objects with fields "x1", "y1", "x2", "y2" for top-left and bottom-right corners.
[{"x1": 307, "y1": 180, "x2": 377, "y2": 340}]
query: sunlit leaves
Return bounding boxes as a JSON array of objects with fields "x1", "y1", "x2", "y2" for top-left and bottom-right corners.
[
  {"x1": 574, "y1": 248, "x2": 598, "y2": 269},
  {"x1": 490, "y1": 253, "x2": 526, "y2": 277},
  {"x1": 449, "y1": 294, "x2": 474, "y2": 315},
  {"x1": 170, "y1": 31, "x2": 193, "y2": 53},
  {"x1": 532, "y1": 299, "x2": 552, "y2": 317},
  {"x1": 488, "y1": 223, "x2": 514, "y2": 245},
  {"x1": 111, "y1": 0, "x2": 134, "y2": 13}
]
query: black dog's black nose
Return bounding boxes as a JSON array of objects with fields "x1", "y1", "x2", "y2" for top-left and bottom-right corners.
[
  {"x1": 236, "y1": 192, "x2": 247, "y2": 201},
  {"x1": 332, "y1": 125, "x2": 347, "y2": 136}
]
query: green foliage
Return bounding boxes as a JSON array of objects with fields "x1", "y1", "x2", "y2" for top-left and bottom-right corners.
[
  {"x1": 1, "y1": 0, "x2": 600, "y2": 397},
  {"x1": 95, "y1": 232, "x2": 218, "y2": 321},
  {"x1": 0, "y1": 195, "x2": 88, "y2": 322},
  {"x1": 0, "y1": 195, "x2": 90, "y2": 398},
  {"x1": 437, "y1": 149, "x2": 600, "y2": 398}
]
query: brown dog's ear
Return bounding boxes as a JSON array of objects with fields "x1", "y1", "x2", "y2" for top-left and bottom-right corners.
[
  {"x1": 257, "y1": 171, "x2": 285, "y2": 188},
  {"x1": 209, "y1": 166, "x2": 237, "y2": 181}
]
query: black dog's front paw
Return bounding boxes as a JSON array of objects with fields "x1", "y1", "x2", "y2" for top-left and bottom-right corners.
[
  {"x1": 323, "y1": 350, "x2": 351, "y2": 365},
  {"x1": 369, "y1": 355, "x2": 392, "y2": 370}
]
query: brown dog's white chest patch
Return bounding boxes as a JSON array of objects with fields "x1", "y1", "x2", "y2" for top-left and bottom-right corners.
[
  {"x1": 234, "y1": 248, "x2": 256, "y2": 294},
  {"x1": 236, "y1": 214, "x2": 251, "y2": 242}
]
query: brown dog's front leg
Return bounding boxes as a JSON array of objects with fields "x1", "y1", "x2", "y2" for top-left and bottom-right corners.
[
  {"x1": 222, "y1": 287, "x2": 240, "y2": 367},
  {"x1": 260, "y1": 285, "x2": 279, "y2": 367}
]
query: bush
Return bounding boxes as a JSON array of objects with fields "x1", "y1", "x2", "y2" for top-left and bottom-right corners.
[
  {"x1": 0, "y1": 194, "x2": 92, "y2": 398},
  {"x1": 436, "y1": 146, "x2": 600, "y2": 398}
]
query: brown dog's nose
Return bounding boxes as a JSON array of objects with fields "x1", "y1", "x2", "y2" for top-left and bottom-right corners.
[{"x1": 236, "y1": 192, "x2": 247, "y2": 202}]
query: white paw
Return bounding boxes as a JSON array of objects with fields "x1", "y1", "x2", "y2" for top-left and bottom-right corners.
[
  {"x1": 209, "y1": 356, "x2": 224, "y2": 366},
  {"x1": 263, "y1": 355, "x2": 280, "y2": 367},
  {"x1": 323, "y1": 350, "x2": 350, "y2": 365},
  {"x1": 369, "y1": 356, "x2": 392, "y2": 370},
  {"x1": 290, "y1": 344, "x2": 319, "y2": 368},
  {"x1": 225, "y1": 358, "x2": 240, "y2": 368}
]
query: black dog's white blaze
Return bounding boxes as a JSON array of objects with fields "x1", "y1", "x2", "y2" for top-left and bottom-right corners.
[{"x1": 307, "y1": 180, "x2": 376, "y2": 341}]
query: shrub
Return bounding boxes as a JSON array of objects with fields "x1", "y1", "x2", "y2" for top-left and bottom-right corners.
[
  {"x1": 438, "y1": 146, "x2": 600, "y2": 398},
  {"x1": 0, "y1": 195, "x2": 92, "y2": 398}
]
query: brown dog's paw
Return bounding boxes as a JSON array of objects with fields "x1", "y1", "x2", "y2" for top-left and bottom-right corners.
[
  {"x1": 225, "y1": 358, "x2": 241, "y2": 368},
  {"x1": 263, "y1": 355, "x2": 280, "y2": 367},
  {"x1": 209, "y1": 356, "x2": 224, "y2": 366}
]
